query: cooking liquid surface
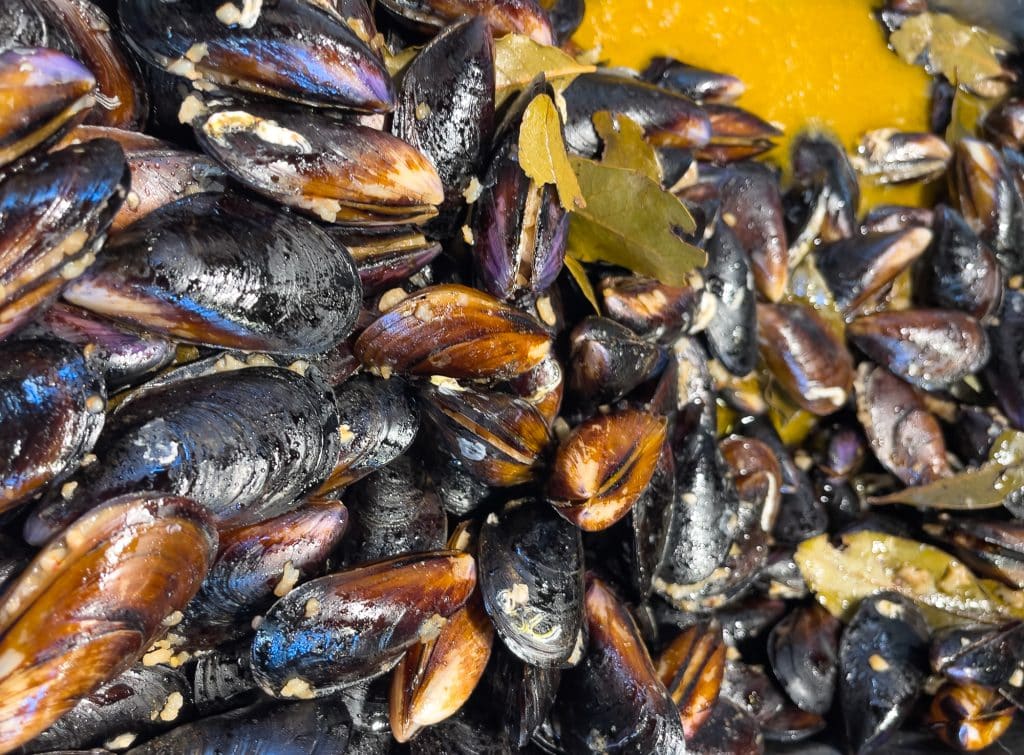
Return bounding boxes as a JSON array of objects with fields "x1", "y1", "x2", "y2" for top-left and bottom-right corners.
[{"x1": 574, "y1": 0, "x2": 935, "y2": 208}]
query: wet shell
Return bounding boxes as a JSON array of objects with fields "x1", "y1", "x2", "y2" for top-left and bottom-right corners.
[
  {"x1": 0, "y1": 339, "x2": 105, "y2": 514},
  {"x1": 0, "y1": 494, "x2": 217, "y2": 752},
  {"x1": 478, "y1": 498, "x2": 584, "y2": 668},
  {"x1": 377, "y1": 0, "x2": 554, "y2": 44},
  {"x1": 355, "y1": 284, "x2": 552, "y2": 380},
  {"x1": 25, "y1": 366, "x2": 341, "y2": 544},
  {"x1": 62, "y1": 192, "x2": 362, "y2": 356},
  {"x1": 251, "y1": 551, "x2": 476, "y2": 698}
]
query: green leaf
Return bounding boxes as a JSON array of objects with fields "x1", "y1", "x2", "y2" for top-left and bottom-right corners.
[
  {"x1": 494, "y1": 34, "x2": 594, "y2": 105},
  {"x1": 869, "y1": 429, "x2": 1024, "y2": 510},
  {"x1": 518, "y1": 95, "x2": 585, "y2": 211},
  {"x1": 592, "y1": 111, "x2": 661, "y2": 183},
  {"x1": 566, "y1": 156, "x2": 705, "y2": 286},
  {"x1": 891, "y1": 13, "x2": 1011, "y2": 98},
  {"x1": 563, "y1": 256, "x2": 600, "y2": 313},
  {"x1": 795, "y1": 531, "x2": 1024, "y2": 629}
]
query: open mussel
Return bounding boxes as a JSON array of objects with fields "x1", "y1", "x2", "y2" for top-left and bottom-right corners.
[
  {"x1": 0, "y1": 494, "x2": 217, "y2": 752},
  {"x1": 251, "y1": 550, "x2": 476, "y2": 699},
  {"x1": 62, "y1": 192, "x2": 362, "y2": 355},
  {"x1": 0, "y1": 138, "x2": 128, "y2": 339},
  {"x1": 191, "y1": 98, "x2": 443, "y2": 226},
  {"x1": 25, "y1": 365, "x2": 341, "y2": 544},
  {"x1": 1, "y1": 338, "x2": 105, "y2": 514},
  {"x1": 479, "y1": 498, "x2": 584, "y2": 668},
  {"x1": 118, "y1": 0, "x2": 394, "y2": 112}
]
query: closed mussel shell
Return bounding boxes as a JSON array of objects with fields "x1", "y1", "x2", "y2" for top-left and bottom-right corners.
[
  {"x1": 355, "y1": 284, "x2": 552, "y2": 380},
  {"x1": 558, "y1": 574, "x2": 688, "y2": 753},
  {"x1": 35, "y1": 303, "x2": 176, "y2": 389},
  {"x1": 547, "y1": 408, "x2": 667, "y2": 531},
  {"x1": 118, "y1": 0, "x2": 394, "y2": 112},
  {"x1": 62, "y1": 192, "x2": 362, "y2": 355},
  {"x1": 329, "y1": 225, "x2": 441, "y2": 296},
  {"x1": 767, "y1": 602, "x2": 841, "y2": 715},
  {"x1": 23, "y1": 664, "x2": 192, "y2": 753},
  {"x1": 479, "y1": 643, "x2": 560, "y2": 748},
  {"x1": 815, "y1": 227, "x2": 933, "y2": 316},
  {"x1": 22, "y1": 0, "x2": 147, "y2": 130},
  {"x1": 642, "y1": 57, "x2": 745, "y2": 104},
  {"x1": 930, "y1": 622, "x2": 1024, "y2": 689},
  {"x1": 479, "y1": 498, "x2": 584, "y2": 668},
  {"x1": 317, "y1": 373, "x2": 419, "y2": 494},
  {"x1": 848, "y1": 309, "x2": 990, "y2": 391},
  {"x1": 757, "y1": 302, "x2": 853, "y2": 416},
  {"x1": 790, "y1": 132, "x2": 860, "y2": 243},
  {"x1": 178, "y1": 500, "x2": 349, "y2": 648},
  {"x1": 985, "y1": 290, "x2": 1024, "y2": 431},
  {"x1": 0, "y1": 338, "x2": 105, "y2": 514},
  {"x1": 343, "y1": 456, "x2": 446, "y2": 565},
  {"x1": 926, "y1": 519, "x2": 1024, "y2": 587},
  {"x1": 567, "y1": 317, "x2": 667, "y2": 405},
  {"x1": 685, "y1": 697, "x2": 763, "y2": 754},
  {"x1": 192, "y1": 99, "x2": 443, "y2": 226},
  {"x1": 719, "y1": 164, "x2": 788, "y2": 302},
  {"x1": 951, "y1": 138, "x2": 1024, "y2": 270},
  {"x1": 251, "y1": 550, "x2": 476, "y2": 699},
  {"x1": 916, "y1": 205, "x2": 1002, "y2": 320},
  {"x1": 562, "y1": 72, "x2": 710, "y2": 157},
  {"x1": 420, "y1": 379, "x2": 550, "y2": 487},
  {"x1": 598, "y1": 274, "x2": 703, "y2": 342},
  {"x1": 855, "y1": 362, "x2": 951, "y2": 486},
  {"x1": 393, "y1": 17, "x2": 495, "y2": 232},
  {"x1": 378, "y1": 0, "x2": 553, "y2": 43},
  {"x1": 703, "y1": 217, "x2": 757, "y2": 376},
  {"x1": 839, "y1": 591, "x2": 929, "y2": 755},
  {"x1": 25, "y1": 366, "x2": 341, "y2": 545},
  {"x1": 0, "y1": 47, "x2": 94, "y2": 167},
  {"x1": 0, "y1": 138, "x2": 128, "y2": 339},
  {"x1": 124, "y1": 700, "x2": 353, "y2": 755},
  {"x1": 0, "y1": 493, "x2": 218, "y2": 753}
]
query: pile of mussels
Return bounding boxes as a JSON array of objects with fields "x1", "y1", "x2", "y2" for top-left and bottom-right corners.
[{"x1": 6, "y1": 0, "x2": 1024, "y2": 752}]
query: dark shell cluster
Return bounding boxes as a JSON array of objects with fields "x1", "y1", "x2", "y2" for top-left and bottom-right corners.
[{"x1": 3, "y1": 0, "x2": 1024, "y2": 753}]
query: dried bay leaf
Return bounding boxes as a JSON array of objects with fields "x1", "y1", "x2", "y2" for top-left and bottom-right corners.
[
  {"x1": 869, "y1": 430, "x2": 1024, "y2": 510},
  {"x1": 518, "y1": 94, "x2": 584, "y2": 210},
  {"x1": 566, "y1": 156, "x2": 705, "y2": 286},
  {"x1": 592, "y1": 111, "x2": 661, "y2": 183},
  {"x1": 563, "y1": 256, "x2": 599, "y2": 313},
  {"x1": 494, "y1": 34, "x2": 594, "y2": 104},
  {"x1": 891, "y1": 13, "x2": 1012, "y2": 98},
  {"x1": 795, "y1": 531, "x2": 1024, "y2": 629}
]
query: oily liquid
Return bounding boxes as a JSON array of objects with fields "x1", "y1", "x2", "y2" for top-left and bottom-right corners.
[{"x1": 574, "y1": 0, "x2": 935, "y2": 209}]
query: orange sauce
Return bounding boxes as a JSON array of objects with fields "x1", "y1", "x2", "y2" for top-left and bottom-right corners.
[{"x1": 574, "y1": 0, "x2": 935, "y2": 209}]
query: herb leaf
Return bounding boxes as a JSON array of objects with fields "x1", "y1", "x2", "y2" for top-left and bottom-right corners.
[
  {"x1": 592, "y1": 111, "x2": 661, "y2": 183},
  {"x1": 566, "y1": 156, "x2": 705, "y2": 285},
  {"x1": 869, "y1": 430, "x2": 1024, "y2": 510},
  {"x1": 890, "y1": 13, "x2": 1012, "y2": 98},
  {"x1": 795, "y1": 531, "x2": 1024, "y2": 629},
  {"x1": 563, "y1": 256, "x2": 600, "y2": 313},
  {"x1": 519, "y1": 95, "x2": 585, "y2": 210},
  {"x1": 494, "y1": 34, "x2": 595, "y2": 104}
]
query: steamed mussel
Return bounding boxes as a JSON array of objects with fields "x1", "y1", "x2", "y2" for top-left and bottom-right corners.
[{"x1": 4, "y1": 1, "x2": 1024, "y2": 753}]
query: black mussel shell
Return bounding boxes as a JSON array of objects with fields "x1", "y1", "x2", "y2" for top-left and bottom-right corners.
[
  {"x1": 703, "y1": 217, "x2": 757, "y2": 375},
  {"x1": 767, "y1": 602, "x2": 841, "y2": 715},
  {"x1": 0, "y1": 338, "x2": 105, "y2": 515},
  {"x1": 478, "y1": 498, "x2": 584, "y2": 668},
  {"x1": 839, "y1": 591, "x2": 929, "y2": 755},
  {"x1": 25, "y1": 366, "x2": 340, "y2": 544},
  {"x1": 62, "y1": 192, "x2": 362, "y2": 356}
]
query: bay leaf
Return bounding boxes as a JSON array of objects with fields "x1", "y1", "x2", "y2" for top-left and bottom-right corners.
[
  {"x1": 891, "y1": 13, "x2": 1011, "y2": 98},
  {"x1": 563, "y1": 256, "x2": 600, "y2": 313},
  {"x1": 795, "y1": 531, "x2": 1024, "y2": 629},
  {"x1": 869, "y1": 429, "x2": 1024, "y2": 510},
  {"x1": 566, "y1": 156, "x2": 704, "y2": 286},
  {"x1": 518, "y1": 94, "x2": 584, "y2": 210},
  {"x1": 494, "y1": 34, "x2": 595, "y2": 104},
  {"x1": 592, "y1": 111, "x2": 661, "y2": 183}
]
